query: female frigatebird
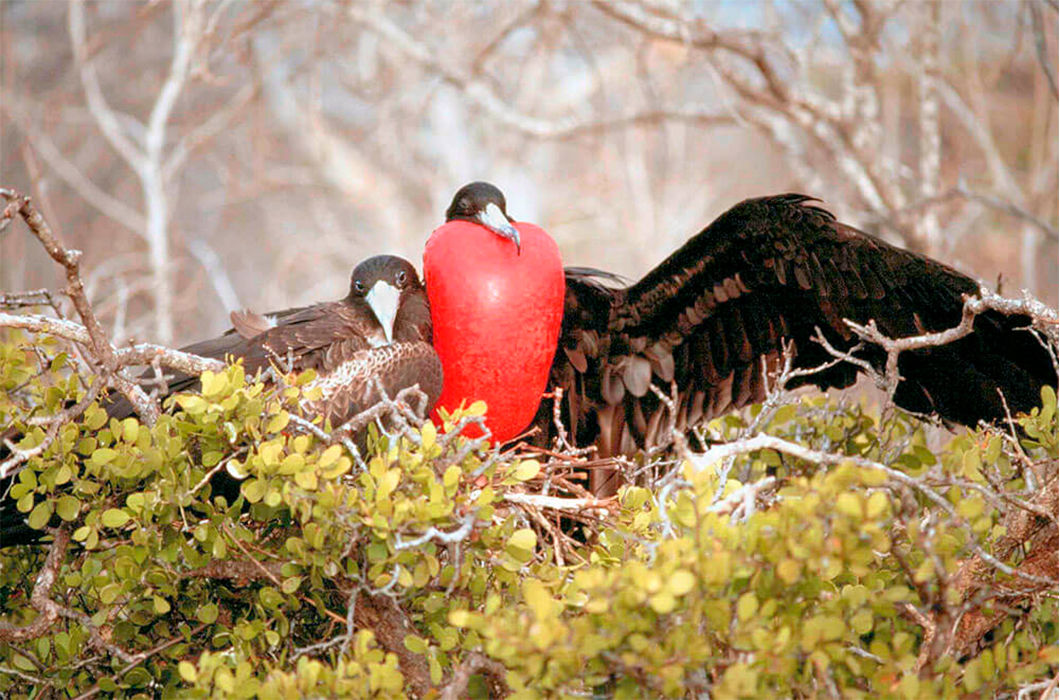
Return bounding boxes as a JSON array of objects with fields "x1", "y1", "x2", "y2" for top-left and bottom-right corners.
[
  {"x1": 425, "y1": 183, "x2": 1057, "y2": 495},
  {"x1": 104, "y1": 255, "x2": 442, "y2": 426},
  {"x1": 1, "y1": 256, "x2": 441, "y2": 546}
]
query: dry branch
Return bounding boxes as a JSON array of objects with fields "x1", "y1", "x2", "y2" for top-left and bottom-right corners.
[
  {"x1": 0, "y1": 188, "x2": 162, "y2": 424},
  {"x1": 348, "y1": 4, "x2": 732, "y2": 140},
  {"x1": 440, "y1": 651, "x2": 509, "y2": 700},
  {"x1": 0, "y1": 529, "x2": 70, "y2": 643}
]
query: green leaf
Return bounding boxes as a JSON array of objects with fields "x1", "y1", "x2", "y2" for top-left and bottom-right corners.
[
  {"x1": 27, "y1": 502, "x2": 53, "y2": 530},
  {"x1": 178, "y1": 661, "x2": 197, "y2": 682},
  {"x1": 121, "y1": 417, "x2": 139, "y2": 444},
  {"x1": 89, "y1": 448, "x2": 118, "y2": 467},
  {"x1": 56, "y1": 495, "x2": 81, "y2": 521},
  {"x1": 242, "y1": 479, "x2": 266, "y2": 503},
  {"x1": 84, "y1": 405, "x2": 108, "y2": 430},
  {"x1": 777, "y1": 559, "x2": 801, "y2": 584},
  {"x1": 175, "y1": 395, "x2": 208, "y2": 415},
  {"x1": 649, "y1": 592, "x2": 676, "y2": 614},
  {"x1": 318, "y1": 444, "x2": 342, "y2": 468},
  {"x1": 512, "y1": 459, "x2": 541, "y2": 481},
  {"x1": 421, "y1": 422, "x2": 436, "y2": 449},
  {"x1": 197, "y1": 604, "x2": 219, "y2": 624},
  {"x1": 737, "y1": 592, "x2": 758, "y2": 622},
  {"x1": 101, "y1": 509, "x2": 131, "y2": 528},
  {"x1": 294, "y1": 470, "x2": 318, "y2": 490},
  {"x1": 836, "y1": 493, "x2": 862, "y2": 518},
  {"x1": 668, "y1": 570, "x2": 696, "y2": 596},
  {"x1": 449, "y1": 610, "x2": 472, "y2": 628},
  {"x1": 266, "y1": 412, "x2": 290, "y2": 433},
  {"x1": 443, "y1": 465, "x2": 462, "y2": 490},
  {"x1": 200, "y1": 370, "x2": 228, "y2": 398},
  {"x1": 865, "y1": 491, "x2": 889, "y2": 519},
  {"x1": 507, "y1": 528, "x2": 537, "y2": 555},
  {"x1": 404, "y1": 635, "x2": 428, "y2": 654}
]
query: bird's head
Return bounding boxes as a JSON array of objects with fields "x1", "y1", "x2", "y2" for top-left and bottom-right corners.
[
  {"x1": 348, "y1": 255, "x2": 423, "y2": 347},
  {"x1": 445, "y1": 181, "x2": 521, "y2": 253}
]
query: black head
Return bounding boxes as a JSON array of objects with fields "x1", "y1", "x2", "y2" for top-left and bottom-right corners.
[
  {"x1": 348, "y1": 255, "x2": 423, "y2": 346},
  {"x1": 445, "y1": 181, "x2": 521, "y2": 252}
]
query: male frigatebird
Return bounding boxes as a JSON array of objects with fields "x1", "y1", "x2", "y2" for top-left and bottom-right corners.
[
  {"x1": 426, "y1": 182, "x2": 566, "y2": 440},
  {"x1": 425, "y1": 184, "x2": 1057, "y2": 495},
  {"x1": 1, "y1": 255, "x2": 441, "y2": 546}
]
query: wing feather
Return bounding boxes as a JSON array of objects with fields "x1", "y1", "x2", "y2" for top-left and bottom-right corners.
[{"x1": 540, "y1": 193, "x2": 1057, "y2": 497}]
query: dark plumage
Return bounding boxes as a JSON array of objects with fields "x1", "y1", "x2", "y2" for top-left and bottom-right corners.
[
  {"x1": 106, "y1": 255, "x2": 441, "y2": 425},
  {"x1": 528, "y1": 194, "x2": 1056, "y2": 495},
  {"x1": 445, "y1": 181, "x2": 522, "y2": 251}
]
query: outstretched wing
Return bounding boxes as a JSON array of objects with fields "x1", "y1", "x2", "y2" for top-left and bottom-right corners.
[{"x1": 545, "y1": 194, "x2": 1056, "y2": 492}]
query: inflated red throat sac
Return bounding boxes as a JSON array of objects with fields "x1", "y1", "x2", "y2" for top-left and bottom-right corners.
[{"x1": 424, "y1": 219, "x2": 565, "y2": 441}]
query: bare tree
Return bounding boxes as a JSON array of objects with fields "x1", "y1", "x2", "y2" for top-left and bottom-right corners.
[{"x1": 1, "y1": 0, "x2": 1055, "y2": 345}]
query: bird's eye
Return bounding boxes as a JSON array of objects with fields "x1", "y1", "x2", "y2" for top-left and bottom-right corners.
[
  {"x1": 354, "y1": 280, "x2": 366, "y2": 294},
  {"x1": 395, "y1": 270, "x2": 407, "y2": 286}
]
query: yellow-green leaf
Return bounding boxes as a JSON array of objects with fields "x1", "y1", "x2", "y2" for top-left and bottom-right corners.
[
  {"x1": 101, "y1": 509, "x2": 131, "y2": 528},
  {"x1": 507, "y1": 528, "x2": 537, "y2": 553},
  {"x1": 56, "y1": 495, "x2": 80, "y2": 521},
  {"x1": 319, "y1": 444, "x2": 342, "y2": 468},
  {"x1": 178, "y1": 661, "x2": 197, "y2": 682},
  {"x1": 668, "y1": 570, "x2": 696, "y2": 596},
  {"x1": 737, "y1": 592, "x2": 758, "y2": 621},
  {"x1": 513, "y1": 459, "x2": 541, "y2": 481}
]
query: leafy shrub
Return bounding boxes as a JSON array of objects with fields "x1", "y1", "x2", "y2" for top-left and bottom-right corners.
[{"x1": 0, "y1": 334, "x2": 1056, "y2": 698}]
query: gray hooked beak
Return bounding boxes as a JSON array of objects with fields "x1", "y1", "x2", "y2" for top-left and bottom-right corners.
[
  {"x1": 476, "y1": 201, "x2": 521, "y2": 254},
  {"x1": 365, "y1": 280, "x2": 400, "y2": 346}
]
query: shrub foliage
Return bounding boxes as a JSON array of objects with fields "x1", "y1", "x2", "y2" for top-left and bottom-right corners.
[{"x1": 0, "y1": 331, "x2": 1057, "y2": 698}]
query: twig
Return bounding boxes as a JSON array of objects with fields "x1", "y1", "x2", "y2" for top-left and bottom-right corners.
[
  {"x1": 502, "y1": 492, "x2": 615, "y2": 512},
  {"x1": 394, "y1": 513, "x2": 476, "y2": 551},
  {"x1": 348, "y1": 4, "x2": 732, "y2": 140},
  {"x1": 439, "y1": 651, "x2": 509, "y2": 700},
  {"x1": 0, "y1": 528, "x2": 71, "y2": 643},
  {"x1": 0, "y1": 190, "x2": 162, "y2": 423},
  {"x1": 70, "y1": 624, "x2": 209, "y2": 700}
]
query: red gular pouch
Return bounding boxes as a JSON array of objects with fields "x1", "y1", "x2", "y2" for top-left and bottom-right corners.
[{"x1": 424, "y1": 219, "x2": 565, "y2": 442}]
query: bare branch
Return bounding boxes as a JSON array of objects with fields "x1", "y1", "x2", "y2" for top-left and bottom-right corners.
[
  {"x1": 0, "y1": 528, "x2": 70, "y2": 643},
  {"x1": 68, "y1": 1, "x2": 147, "y2": 176},
  {"x1": 0, "y1": 188, "x2": 160, "y2": 423},
  {"x1": 348, "y1": 5, "x2": 732, "y2": 140},
  {"x1": 1029, "y1": 1, "x2": 1059, "y2": 97},
  {"x1": 440, "y1": 651, "x2": 509, "y2": 700}
]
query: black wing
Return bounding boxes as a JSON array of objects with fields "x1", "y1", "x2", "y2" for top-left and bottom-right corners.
[{"x1": 543, "y1": 194, "x2": 1056, "y2": 492}]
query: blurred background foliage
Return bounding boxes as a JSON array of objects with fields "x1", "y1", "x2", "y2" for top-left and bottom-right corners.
[{"x1": 1, "y1": 0, "x2": 1056, "y2": 348}]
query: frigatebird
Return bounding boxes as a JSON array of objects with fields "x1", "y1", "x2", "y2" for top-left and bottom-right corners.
[
  {"x1": 426, "y1": 182, "x2": 566, "y2": 441},
  {"x1": 1, "y1": 255, "x2": 441, "y2": 546},
  {"x1": 99, "y1": 255, "x2": 441, "y2": 425},
  {"x1": 425, "y1": 184, "x2": 1057, "y2": 495}
]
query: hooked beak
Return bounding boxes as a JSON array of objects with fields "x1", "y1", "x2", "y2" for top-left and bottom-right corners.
[
  {"x1": 476, "y1": 201, "x2": 521, "y2": 254},
  {"x1": 365, "y1": 280, "x2": 401, "y2": 346}
]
